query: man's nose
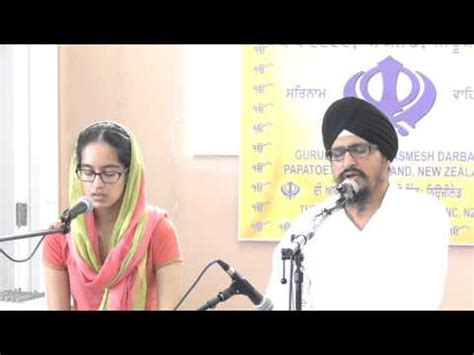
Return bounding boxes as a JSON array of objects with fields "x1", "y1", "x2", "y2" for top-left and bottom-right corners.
[{"x1": 342, "y1": 151, "x2": 357, "y2": 168}]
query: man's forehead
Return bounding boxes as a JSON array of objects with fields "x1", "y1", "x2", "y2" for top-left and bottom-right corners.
[{"x1": 331, "y1": 132, "x2": 369, "y2": 148}]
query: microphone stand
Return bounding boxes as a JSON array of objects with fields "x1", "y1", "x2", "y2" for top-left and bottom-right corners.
[
  {"x1": 281, "y1": 198, "x2": 345, "y2": 310},
  {"x1": 281, "y1": 247, "x2": 305, "y2": 310},
  {"x1": 197, "y1": 279, "x2": 246, "y2": 310},
  {"x1": 0, "y1": 221, "x2": 71, "y2": 243}
]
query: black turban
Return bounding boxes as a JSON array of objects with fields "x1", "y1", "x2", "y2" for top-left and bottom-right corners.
[{"x1": 322, "y1": 96, "x2": 398, "y2": 161}]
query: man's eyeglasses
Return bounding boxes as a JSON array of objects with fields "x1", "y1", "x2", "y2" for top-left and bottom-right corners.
[
  {"x1": 76, "y1": 168, "x2": 128, "y2": 184},
  {"x1": 325, "y1": 143, "x2": 378, "y2": 162}
]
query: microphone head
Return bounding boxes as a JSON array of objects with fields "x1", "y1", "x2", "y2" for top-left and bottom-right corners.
[
  {"x1": 337, "y1": 178, "x2": 359, "y2": 201},
  {"x1": 78, "y1": 196, "x2": 94, "y2": 213},
  {"x1": 60, "y1": 196, "x2": 94, "y2": 223}
]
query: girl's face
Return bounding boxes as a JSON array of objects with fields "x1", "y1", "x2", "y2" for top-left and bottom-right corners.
[{"x1": 77, "y1": 142, "x2": 127, "y2": 212}]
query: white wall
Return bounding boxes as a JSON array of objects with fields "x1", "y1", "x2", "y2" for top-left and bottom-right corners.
[{"x1": 0, "y1": 45, "x2": 58, "y2": 308}]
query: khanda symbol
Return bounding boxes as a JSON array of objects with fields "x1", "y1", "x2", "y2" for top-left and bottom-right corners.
[
  {"x1": 281, "y1": 181, "x2": 300, "y2": 200},
  {"x1": 344, "y1": 56, "x2": 436, "y2": 137}
]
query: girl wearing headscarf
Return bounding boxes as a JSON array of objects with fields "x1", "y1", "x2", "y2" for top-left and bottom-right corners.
[{"x1": 43, "y1": 121, "x2": 183, "y2": 310}]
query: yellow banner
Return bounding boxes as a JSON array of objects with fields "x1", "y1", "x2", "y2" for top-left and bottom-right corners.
[{"x1": 239, "y1": 44, "x2": 474, "y2": 245}]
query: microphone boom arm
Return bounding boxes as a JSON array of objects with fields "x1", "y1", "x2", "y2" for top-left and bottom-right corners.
[
  {"x1": 282, "y1": 198, "x2": 345, "y2": 258},
  {"x1": 0, "y1": 225, "x2": 69, "y2": 243},
  {"x1": 196, "y1": 280, "x2": 246, "y2": 310}
]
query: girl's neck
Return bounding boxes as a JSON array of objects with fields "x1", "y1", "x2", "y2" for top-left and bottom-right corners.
[{"x1": 94, "y1": 202, "x2": 121, "y2": 230}]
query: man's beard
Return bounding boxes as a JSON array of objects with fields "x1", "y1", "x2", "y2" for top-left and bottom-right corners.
[
  {"x1": 336, "y1": 168, "x2": 371, "y2": 211},
  {"x1": 346, "y1": 186, "x2": 370, "y2": 211}
]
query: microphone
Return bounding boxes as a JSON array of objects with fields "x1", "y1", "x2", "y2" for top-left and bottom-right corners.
[
  {"x1": 60, "y1": 196, "x2": 94, "y2": 223},
  {"x1": 336, "y1": 178, "x2": 359, "y2": 205},
  {"x1": 217, "y1": 260, "x2": 273, "y2": 310}
]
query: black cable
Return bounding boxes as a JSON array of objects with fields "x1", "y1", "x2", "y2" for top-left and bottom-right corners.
[
  {"x1": 173, "y1": 259, "x2": 221, "y2": 310},
  {"x1": 0, "y1": 236, "x2": 46, "y2": 263}
]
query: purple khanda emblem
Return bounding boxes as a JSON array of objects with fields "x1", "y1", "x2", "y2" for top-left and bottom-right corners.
[
  {"x1": 344, "y1": 56, "x2": 436, "y2": 136},
  {"x1": 281, "y1": 181, "x2": 300, "y2": 199}
]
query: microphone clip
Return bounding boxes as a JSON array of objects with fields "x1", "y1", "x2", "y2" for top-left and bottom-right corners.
[
  {"x1": 60, "y1": 208, "x2": 71, "y2": 223},
  {"x1": 59, "y1": 209, "x2": 73, "y2": 234},
  {"x1": 196, "y1": 280, "x2": 241, "y2": 310}
]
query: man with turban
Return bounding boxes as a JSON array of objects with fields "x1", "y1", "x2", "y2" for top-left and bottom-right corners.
[{"x1": 264, "y1": 97, "x2": 450, "y2": 310}]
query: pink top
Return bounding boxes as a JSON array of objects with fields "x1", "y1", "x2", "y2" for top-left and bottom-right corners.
[{"x1": 42, "y1": 217, "x2": 183, "y2": 310}]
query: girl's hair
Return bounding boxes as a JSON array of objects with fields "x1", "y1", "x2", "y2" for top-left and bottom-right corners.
[{"x1": 76, "y1": 122, "x2": 131, "y2": 168}]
